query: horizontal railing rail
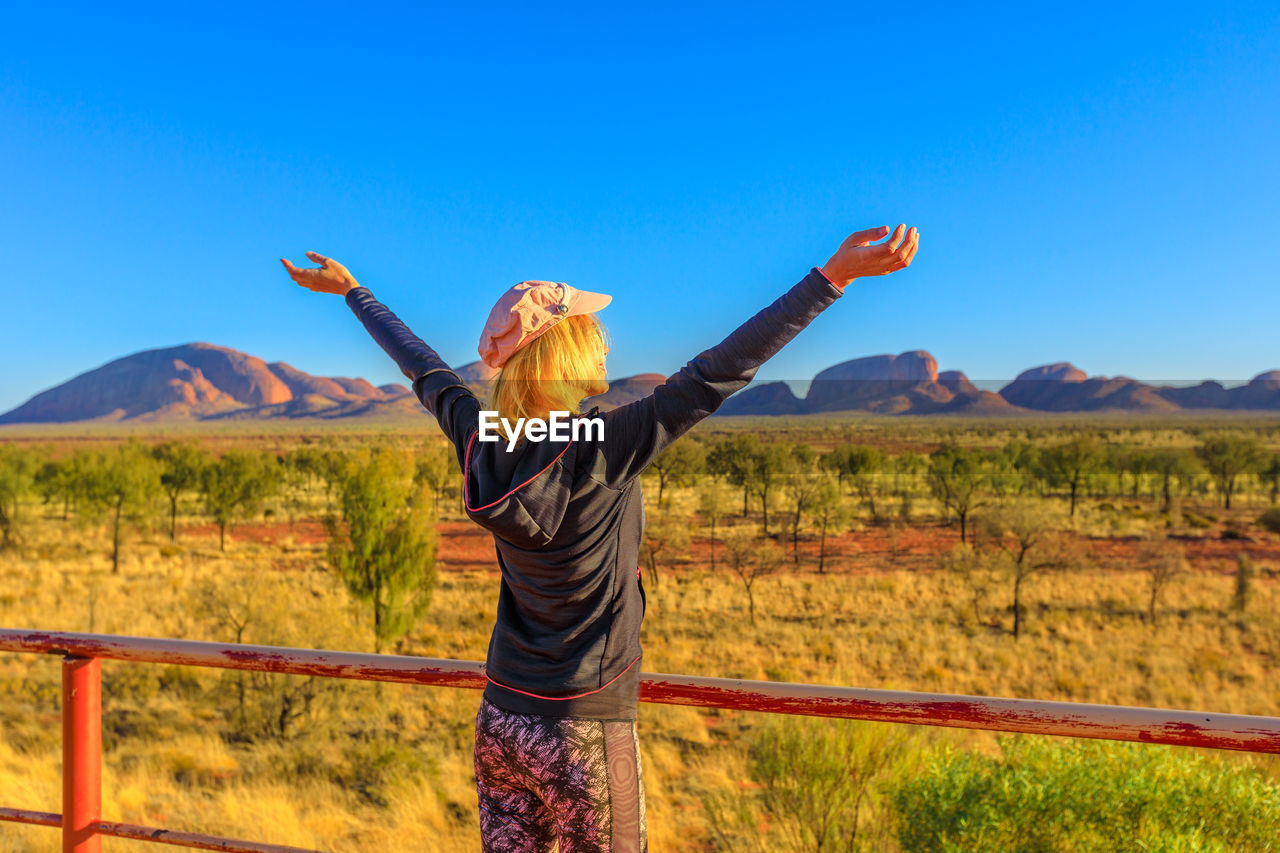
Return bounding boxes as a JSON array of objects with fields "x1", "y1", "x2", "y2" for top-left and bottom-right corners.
[{"x1": 3, "y1": 628, "x2": 1279, "y2": 851}]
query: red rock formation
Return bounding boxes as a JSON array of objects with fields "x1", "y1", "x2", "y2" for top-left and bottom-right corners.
[
  {"x1": 267, "y1": 362, "x2": 354, "y2": 401},
  {"x1": 804, "y1": 351, "x2": 941, "y2": 413},
  {"x1": 937, "y1": 370, "x2": 980, "y2": 396},
  {"x1": 0, "y1": 343, "x2": 402, "y2": 424},
  {"x1": 1002, "y1": 364, "x2": 1183, "y2": 412},
  {"x1": 717, "y1": 382, "x2": 806, "y2": 416},
  {"x1": 1231, "y1": 371, "x2": 1280, "y2": 410},
  {"x1": 330, "y1": 377, "x2": 384, "y2": 399}
]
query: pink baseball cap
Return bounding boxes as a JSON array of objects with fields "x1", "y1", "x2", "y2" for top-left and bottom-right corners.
[{"x1": 478, "y1": 280, "x2": 612, "y2": 369}]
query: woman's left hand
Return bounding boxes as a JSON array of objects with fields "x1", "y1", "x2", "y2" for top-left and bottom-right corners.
[{"x1": 280, "y1": 251, "x2": 361, "y2": 295}]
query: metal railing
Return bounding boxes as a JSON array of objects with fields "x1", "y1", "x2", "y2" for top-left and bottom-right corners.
[{"x1": 2, "y1": 628, "x2": 1279, "y2": 852}]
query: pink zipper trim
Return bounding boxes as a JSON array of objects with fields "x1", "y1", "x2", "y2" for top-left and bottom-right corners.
[
  {"x1": 463, "y1": 427, "x2": 574, "y2": 512},
  {"x1": 485, "y1": 654, "x2": 643, "y2": 701}
]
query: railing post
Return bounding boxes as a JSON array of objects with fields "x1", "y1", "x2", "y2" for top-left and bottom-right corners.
[{"x1": 62, "y1": 655, "x2": 101, "y2": 853}]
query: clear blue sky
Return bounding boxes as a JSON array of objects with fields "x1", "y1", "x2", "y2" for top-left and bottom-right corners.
[{"x1": 2, "y1": 2, "x2": 1278, "y2": 413}]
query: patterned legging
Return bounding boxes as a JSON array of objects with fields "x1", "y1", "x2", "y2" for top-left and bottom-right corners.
[{"x1": 473, "y1": 697, "x2": 648, "y2": 852}]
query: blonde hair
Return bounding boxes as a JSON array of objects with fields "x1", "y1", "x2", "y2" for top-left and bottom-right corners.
[{"x1": 486, "y1": 313, "x2": 611, "y2": 447}]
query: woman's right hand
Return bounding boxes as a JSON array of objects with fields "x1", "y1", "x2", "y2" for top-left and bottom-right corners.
[
  {"x1": 820, "y1": 224, "x2": 919, "y2": 289},
  {"x1": 280, "y1": 251, "x2": 362, "y2": 296}
]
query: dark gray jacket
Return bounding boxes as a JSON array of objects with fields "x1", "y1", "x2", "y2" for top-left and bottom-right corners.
[{"x1": 345, "y1": 267, "x2": 843, "y2": 719}]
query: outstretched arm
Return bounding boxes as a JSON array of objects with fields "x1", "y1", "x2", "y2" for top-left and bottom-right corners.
[
  {"x1": 280, "y1": 251, "x2": 480, "y2": 464},
  {"x1": 590, "y1": 225, "x2": 919, "y2": 489}
]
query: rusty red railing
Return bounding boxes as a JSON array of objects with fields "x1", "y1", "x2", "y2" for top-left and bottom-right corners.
[{"x1": 2, "y1": 628, "x2": 1279, "y2": 852}]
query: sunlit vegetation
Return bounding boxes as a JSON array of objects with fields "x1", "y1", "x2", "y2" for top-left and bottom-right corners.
[{"x1": 1, "y1": 415, "x2": 1279, "y2": 850}]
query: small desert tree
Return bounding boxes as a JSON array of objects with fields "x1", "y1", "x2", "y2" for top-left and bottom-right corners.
[
  {"x1": 639, "y1": 505, "x2": 691, "y2": 588},
  {"x1": 413, "y1": 440, "x2": 457, "y2": 517},
  {"x1": 291, "y1": 442, "x2": 350, "y2": 511},
  {"x1": 826, "y1": 444, "x2": 886, "y2": 521},
  {"x1": 1259, "y1": 454, "x2": 1280, "y2": 505},
  {"x1": 927, "y1": 444, "x2": 987, "y2": 544},
  {"x1": 327, "y1": 447, "x2": 439, "y2": 654},
  {"x1": 1036, "y1": 436, "x2": 1104, "y2": 516},
  {"x1": 722, "y1": 524, "x2": 784, "y2": 625},
  {"x1": 80, "y1": 442, "x2": 162, "y2": 574},
  {"x1": 783, "y1": 444, "x2": 820, "y2": 565},
  {"x1": 747, "y1": 442, "x2": 793, "y2": 537},
  {"x1": 287, "y1": 444, "x2": 341, "y2": 498},
  {"x1": 200, "y1": 449, "x2": 278, "y2": 551},
  {"x1": 941, "y1": 541, "x2": 993, "y2": 627},
  {"x1": 0, "y1": 444, "x2": 36, "y2": 549},
  {"x1": 1105, "y1": 443, "x2": 1134, "y2": 499},
  {"x1": 1145, "y1": 449, "x2": 1202, "y2": 514},
  {"x1": 35, "y1": 450, "x2": 95, "y2": 522},
  {"x1": 891, "y1": 450, "x2": 926, "y2": 521},
  {"x1": 189, "y1": 573, "x2": 350, "y2": 742},
  {"x1": 648, "y1": 439, "x2": 706, "y2": 508},
  {"x1": 975, "y1": 498, "x2": 1076, "y2": 639},
  {"x1": 1196, "y1": 436, "x2": 1267, "y2": 510},
  {"x1": 986, "y1": 440, "x2": 1037, "y2": 499},
  {"x1": 697, "y1": 480, "x2": 732, "y2": 572},
  {"x1": 707, "y1": 433, "x2": 762, "y2": 518},
  {"x1": 1134, "y1": 538, "x2": 1188, "y2": 626},
  {"x1": 190, "y1": 573, "x2": 270, "y2": 734},
  {"x1": 152, "y1": 439, "x2": 210, "y2": 543},
  {"x1": 809, "y1": 474, "x2": 850, "y2": 574}
]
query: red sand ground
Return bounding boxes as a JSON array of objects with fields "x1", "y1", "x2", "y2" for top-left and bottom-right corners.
[
  {"x1": 182, "y1": 520, "x2": 330, "y2": 548},
  {"x1": 181, "y1": 513, "x2": 1280, "y2": 578}
]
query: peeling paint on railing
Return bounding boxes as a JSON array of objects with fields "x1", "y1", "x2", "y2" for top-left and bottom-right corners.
[{"x1": 2, "y1": 629, "x2": 1278, "y2": 754}]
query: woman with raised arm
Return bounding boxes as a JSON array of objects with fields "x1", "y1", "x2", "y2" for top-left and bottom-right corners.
[{"x1": 281, "y1": 224, "x2": 919, "y2": 852}]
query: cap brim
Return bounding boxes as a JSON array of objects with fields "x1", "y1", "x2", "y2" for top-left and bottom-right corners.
[{"x1": 568, "y1": 289, "x2": 612, "y2": 316}]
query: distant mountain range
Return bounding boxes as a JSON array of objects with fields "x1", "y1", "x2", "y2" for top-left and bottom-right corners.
[
  {"x1": 1, "y1": 343, "x2": 1278, "y2": 425},
  {"x1": 721, "y1": 351, "x2": 1280, "y2": 416}
]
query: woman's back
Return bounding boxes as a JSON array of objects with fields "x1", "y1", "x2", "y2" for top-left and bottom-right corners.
[
  {"x1": 461, "y1": 404, "x2": 650, "y2": 718},
  {"x1": 340, "y1": 265, "x2": 848, "y2": 717}
]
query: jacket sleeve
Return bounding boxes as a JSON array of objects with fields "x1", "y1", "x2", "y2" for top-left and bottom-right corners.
[
  {"x1": 592, "y1": 268, "x2": 844, "y2": 488},
  {"x1": 345, "y1": 287, "x2": 480, "y2": 466}
]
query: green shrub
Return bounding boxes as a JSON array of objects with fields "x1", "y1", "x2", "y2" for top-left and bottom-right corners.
[
  {"x1": 334, "y1": 737, "x2": 434, "y2": 808},
  {"x1": 1256, "y1": 507, "x2": 1280, "y2": 535},
  {"x1": 888, "y1": 736, "x2": 1280, "y2": 851},
  {"x1": 706, "y1": 716, "x2": 909, "y2": 852}
]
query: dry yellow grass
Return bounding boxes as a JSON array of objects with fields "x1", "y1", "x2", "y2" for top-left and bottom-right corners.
[{"x1": 2, "y1": 427, "x2": 1280, "y2": 850}]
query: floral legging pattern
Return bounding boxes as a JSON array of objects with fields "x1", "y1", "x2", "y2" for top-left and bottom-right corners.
[{"x1": 473, "y1": 697, "x2": 648, "y2": 852}]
